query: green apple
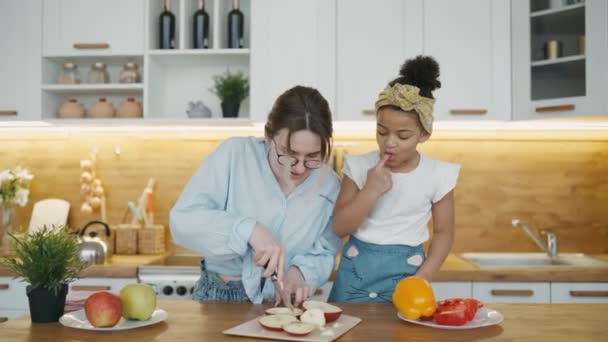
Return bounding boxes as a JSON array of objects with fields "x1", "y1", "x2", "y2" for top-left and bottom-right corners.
[{"x1": 119, "y1": 283, "x2": 157, "y2": 321}]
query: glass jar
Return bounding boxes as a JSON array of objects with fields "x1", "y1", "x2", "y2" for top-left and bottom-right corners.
[
  {"x1": 57, "y1": 62, "x2": 81, "y2": 84},
  {"x1": 118, "y1": 62, "x2": 142, "y2": 83},
  {"x1": 88, "y1": 62, "x2": 110, "y2": 84}
]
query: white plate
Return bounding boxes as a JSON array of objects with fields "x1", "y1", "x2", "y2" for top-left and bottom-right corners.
[
  {"x1": 397, "y1": 307, "x2": 504, "y2": 330},
  {"x1": 59, "y1": 308, "x2": 168, "y2": 331}
]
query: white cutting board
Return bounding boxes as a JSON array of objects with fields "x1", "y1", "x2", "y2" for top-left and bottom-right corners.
[
  {"x1": 223, "y1": 314, "x2": 362, "y2": 342},
  {"x1": 28, "y1": 199, "x2": 70, "y2": 233}
]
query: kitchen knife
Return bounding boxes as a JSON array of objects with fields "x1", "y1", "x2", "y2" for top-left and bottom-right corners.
[{"x1": 264, "y1": 261, "x2": 294, "y2": 309}]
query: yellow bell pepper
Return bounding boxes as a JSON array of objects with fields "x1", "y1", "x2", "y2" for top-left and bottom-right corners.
[{"x1": 392, "y1": 276, "x2": 436, "y2": 320}]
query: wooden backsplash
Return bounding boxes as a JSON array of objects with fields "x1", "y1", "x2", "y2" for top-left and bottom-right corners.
[{"x1": 1, "y1": 128, "x2": 607, "y2": 254}]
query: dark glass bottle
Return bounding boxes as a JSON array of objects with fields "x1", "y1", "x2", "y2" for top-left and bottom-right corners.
[
  {"x1": 227, "y1": 0, "x2": 244, "y2": 48},
  {"x1": 159, "y1": 0, "x2": 176, "y2": 49},
  {"x1": 193, "y1": 0, "x2": 210, "y2": 48}
]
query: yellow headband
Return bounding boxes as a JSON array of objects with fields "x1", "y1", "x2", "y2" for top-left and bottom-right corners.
[{"x1": 375, "y1": 84, "x2": 435, "y2": 134}]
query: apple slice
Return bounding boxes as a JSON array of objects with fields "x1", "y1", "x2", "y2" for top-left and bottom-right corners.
[
  {"x1": 302, "y1": 300, "x2": 343, "y2": 322},
  {"x1": 282, "y1": 322, "x2": 316, "y2": 336},
  {"x1": 265, "y1": 307, "x2": 304, "y2": 317},
  {"x1": 300, "y1": 308, "x2": 326, "y2": 327},
  {"x1": 257, "y1": 314, "x2": 298, "y2": 331}
]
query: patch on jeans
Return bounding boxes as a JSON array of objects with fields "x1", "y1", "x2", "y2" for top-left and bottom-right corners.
[
  {"x1": 346, "y1": 245, "x2": 359, "y2": 258},
  {"x1": 406, "y1": 254, "x2": 423, "y2": 266}
]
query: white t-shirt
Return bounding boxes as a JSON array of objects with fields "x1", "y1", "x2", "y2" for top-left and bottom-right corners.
[{"x1": 343, "y1": 151, "x2": 460, "y2": 246}]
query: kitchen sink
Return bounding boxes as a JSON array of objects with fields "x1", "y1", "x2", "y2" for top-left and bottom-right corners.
[{"x1": 459, "y1": 253, "x2": 608, "y2": 268}]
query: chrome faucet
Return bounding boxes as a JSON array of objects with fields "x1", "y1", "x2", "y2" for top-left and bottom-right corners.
[{"x1": 511, "y1": 219, "x2": 558, "y2": 258}]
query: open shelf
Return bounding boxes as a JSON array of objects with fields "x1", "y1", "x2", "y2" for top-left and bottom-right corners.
[
  {"x1": 42, "y1": 84, "x2": 144, "y2": 94},
  {"x1": 531, "y1": 54, "x2": 585, "y2": 67},
  {"x1": 531, "y1": 3, "x2": 585, "y2": 18}
]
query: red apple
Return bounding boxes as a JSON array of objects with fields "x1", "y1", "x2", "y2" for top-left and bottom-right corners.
[
  {"x1": 282, "y1": 322, "x2": 316, "y2": 336},
  {"x1": 302, "y1": 300, "x2": 342, "y2": 322},
  {"x1": 257, "y1": 314, "x2": 298, "y2": 331},
  {"x1": 265, "y1": 307, "x2": 303, "y2": 317},
  {"x1": 84, "y1": 292, "x2": 122, "y2": 328}
]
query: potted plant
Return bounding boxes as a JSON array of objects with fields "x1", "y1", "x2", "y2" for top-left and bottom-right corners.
[
  {"x1": 211, "y1": 70, "x2": 249, "y2": 118},
  {"x1": 0, "y1": 224, "x2": 86, "y2": 323}
]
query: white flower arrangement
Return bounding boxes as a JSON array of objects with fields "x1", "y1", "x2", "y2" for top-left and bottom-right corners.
[{"x1": 0, "y1": 166, "x2": 34, "y2": 207}]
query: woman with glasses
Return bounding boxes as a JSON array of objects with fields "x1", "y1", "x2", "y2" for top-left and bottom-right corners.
[{"x1": 170, "y1": 86, "x2": 341, "y2": 306}]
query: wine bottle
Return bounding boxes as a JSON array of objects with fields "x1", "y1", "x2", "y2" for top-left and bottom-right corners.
[
  {"x1": 227, "y1": 0, "x2": 244, "y2": 48},
  {"x1": 159, "y1": 0, "x2": 176, "y2": 49},
  {"x1": 193, "y1": 0, "x2": 210, "y2": 49}
]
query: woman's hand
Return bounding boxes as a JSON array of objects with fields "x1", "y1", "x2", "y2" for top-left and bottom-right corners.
[
  {"x1": 277, "y1": 266, "x2": 315, "y2": 307},
  {"x1": 249, "y1": 224, "x2": 286, "y2": 280},
  {"x1": 363, "y1": 155, "x2": 392, "y2": 198}
]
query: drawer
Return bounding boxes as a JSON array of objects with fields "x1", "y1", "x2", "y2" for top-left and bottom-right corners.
[
  {"x1": 0, "y1": 277, "x2": 29, "y2": 310},
  {"x1": 431, "y1": 282, "x2": 472, "y2": 300},
  {"x1": 472, "y1": 282, "x2": 550, "y2": 303},
  {"x1": 551, "y1": 282, "x2": 608, "y2": 303},
  {"x1": 0, "y1": 309, "x2": 29, "y2": 321}
]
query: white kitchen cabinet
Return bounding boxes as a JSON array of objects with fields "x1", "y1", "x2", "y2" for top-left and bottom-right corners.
[
  {"x1": 250, "y1": 0, "x2": 336, "y2": 122},
  {"x1": 431, "y1": 282, "x2": 472, "y2": 300},
  {"x1": 423, "y1": 0, "x2": 511, "y2": 121},
  {"x1": 0, "y1": 309, "x2": 28, "y2": 321},
  {"x1": 43, "y1": 0, "x2": 145, "y2": 56},
  {"x1": 0, "y1": 277, "x2": 29, "y2": 310},
  {"x1": 0, "y1": 0, "x2": 42, "y2": 121},
  {"x1": 551, "y1": 282, "x2": 608, "y2": 303},
  {"x1": 512, "y1": 0, "x2": 608, "y2": 119},
  {"x1": 335, "y1": 0, "x2": 423, "y2": 121},
  {"x1": 472, "y1": 282, "x2": 550, "y2": 303},
  {"x1": 70, "y1": 277, "x2": 137, "y2": 293}
]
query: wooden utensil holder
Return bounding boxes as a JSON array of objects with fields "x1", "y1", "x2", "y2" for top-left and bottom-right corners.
[
  {"x1": 138, "y1": 224, "x2": 165, "y2": 255},
  {"x1": 113, "y1": 224, "x2": 139, "y2": 254}
]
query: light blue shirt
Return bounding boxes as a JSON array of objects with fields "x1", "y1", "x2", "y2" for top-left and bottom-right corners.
[{"x1": 170, "y1": 137, "x2": 342, "y2": 303}]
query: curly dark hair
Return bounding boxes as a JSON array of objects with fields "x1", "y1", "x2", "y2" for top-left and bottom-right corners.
[{"x1": 389, "y1": 55, "x2": 441, "y2": 99}]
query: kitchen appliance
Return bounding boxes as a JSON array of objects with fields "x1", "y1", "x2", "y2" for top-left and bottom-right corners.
[
  {"x1": 138, "y1": 265, "x2": 200, "y2": 300},
  {"x1": 76, "y1": 221, "x2": 111, "y2": 265}
]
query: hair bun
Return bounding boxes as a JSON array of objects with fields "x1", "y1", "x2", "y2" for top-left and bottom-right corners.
[{"x1": 399, "y1": 55, "x2": 441, "y2": 93}]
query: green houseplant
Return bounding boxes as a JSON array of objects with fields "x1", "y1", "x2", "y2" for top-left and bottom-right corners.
[
  {"x1": 0, "y1": 224, "x2": 86, "y2": 323},
  {"x1": 211, "y1": 70, "x2": 249, "y2": 118}
]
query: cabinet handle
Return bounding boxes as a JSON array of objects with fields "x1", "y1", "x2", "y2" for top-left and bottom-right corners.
[
  {"x1": 449, "y1": 109, "x2": 488, "y2": 115},
  {"x1": 362, "y1": 109, "x2": 376, "y2": 115},
  {"x1": 0, "y1": 284, "x2": 9, "y2": 290},
  {"x1": 71, "y1": 285, "x2": 111, "y2": 291},
  {"x1": 0, "y1": 317, "x2": 8, "y2": 323},
  {"x1": 535, "y1": 104, "x2": 575, "y2": 113},
  {"x1": 0, "y1": 110, "x2": 18, "y2": 116},
  {"x1": 73, "y1": 43, "x2": 110, "y2": 49},
  {"x1": 490, "y1": 289, "x2": 534, "y2": 297},
  {"x1": 569, "y1": 290, "x2": 608, "y2": 297}
]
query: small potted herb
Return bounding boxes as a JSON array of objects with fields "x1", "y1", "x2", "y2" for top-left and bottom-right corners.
[
  {"x1": 211, "y1": 70, "x2": 249, "y2": 118},
  {"x1": 0, "y1": 224, "x2": 87, "y2": 322}
]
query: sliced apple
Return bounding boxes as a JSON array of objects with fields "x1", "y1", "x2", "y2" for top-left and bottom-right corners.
[
  {"x1": 282, "y1": 322, "x2": 316, "y2": 336},
  {"x1": 265, "y1": 307, "x2": 304, "y2": 317},
  {"x1": 302, "y1": 300, "x2": 343, "y2": 322},
  {"x1": 257, "y1": 314, "x2": 298, "y2": 331},
  {"x1": 300, "y1": 308, "x2": 326, "y2": 327}
]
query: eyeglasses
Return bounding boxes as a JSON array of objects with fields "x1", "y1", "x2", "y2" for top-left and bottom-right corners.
[{"x1": 272, "y1": 140, "x2": 323, "y2": 170}]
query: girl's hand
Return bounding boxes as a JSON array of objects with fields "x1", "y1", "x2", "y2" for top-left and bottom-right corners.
[
  {"x1": 363, "y1": 155, "x2": 392, "y2": 197},
  {"x1": 249, "y1": 224, "x2": 286, "y2": 280},
  {"x1": 278, "y1": 266, "x2": 315, "y2": 307}
]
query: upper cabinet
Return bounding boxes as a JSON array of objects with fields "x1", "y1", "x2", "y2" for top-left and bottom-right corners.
[
  {"x1": 335, "y1": 0, "x2": 423, "y2": 121},
  {"x1": 250, "y1": 0, "x2": 336, "y2": 122},
  {"x1": 512, "y1": 0, "x2": 608, "y2": 119},
  {"x1": 335, "y1": 0, "x2": 511, "y2": 121},
  {"x1": 0, "y1": 0, "x2": 42, "y2": 121},
  {"x1": 423, "y1": 0, "x2": 511, "y2": 121},
  {"x1": 43, "y1": 0, "x2": 145, "y2": 56}
]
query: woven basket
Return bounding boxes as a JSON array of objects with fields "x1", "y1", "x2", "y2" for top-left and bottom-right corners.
[
  {"x1": 113, "y1": 224, "x2": 139, "y2": 255},
  {"x1": 138, "y1": 224, "x2": 165, "y2": 255}
]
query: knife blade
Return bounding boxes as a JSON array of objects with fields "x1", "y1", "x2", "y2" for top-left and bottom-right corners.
[{"x1": 264, "y1": 261, "x2": 294, "y2": 309}]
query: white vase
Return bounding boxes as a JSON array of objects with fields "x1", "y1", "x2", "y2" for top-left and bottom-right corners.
[{"x1": 1, "y1": 204, "x2": 16, "y2": 256}]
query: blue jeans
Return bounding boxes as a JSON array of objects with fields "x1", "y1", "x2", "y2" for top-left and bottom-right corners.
[
  {"x1": 192, "y1": 261, "x2": 250, "y2": 302},
  {"x1": 328, "y1": 235, "x2": 425, "y2": 303}
]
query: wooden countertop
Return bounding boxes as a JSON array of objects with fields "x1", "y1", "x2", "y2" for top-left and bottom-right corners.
[
  {"x1": 1, "y1": 301, "x2": 607, "y2": 341},
  {"x1": 2, "y1": 253, "x2": 607, "y2": 281}
]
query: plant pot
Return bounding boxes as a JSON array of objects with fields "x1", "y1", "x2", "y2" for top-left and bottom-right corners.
[
  {"x1": 26, "y1": 284, "x2": 68, "y2": 323},
  {"x1": 221, "y1": 101, "x2": 240, "y2": 118}
]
